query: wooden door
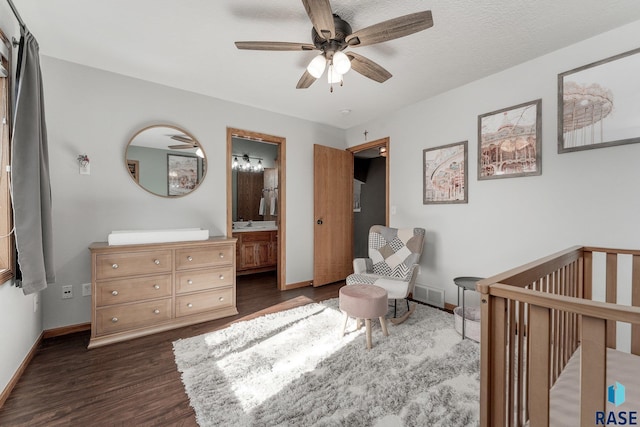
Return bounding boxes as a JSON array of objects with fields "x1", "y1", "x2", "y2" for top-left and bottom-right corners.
[
  {"x1": 237, "y1": 171, "x2": 264, "y2": 221},
  {"x1": 313, "y1": 144, "x2": 353, "y2": 287}
]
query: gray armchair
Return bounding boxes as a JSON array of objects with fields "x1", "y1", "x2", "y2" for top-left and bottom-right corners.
[{"x1": 346, "y1": 225, "x2": 425, "y2": 324}]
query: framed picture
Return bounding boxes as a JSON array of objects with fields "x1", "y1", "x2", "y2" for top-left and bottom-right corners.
[
  {"x1": 423, "y1": 141, "x2": 468, "y2": 204},
  {"x1": 478, "y1": 99, "x2": 542, "y2": 180},
  {"x1": 353, "y1": 179, "x2": 362, "y2": 212},
  {"x1": 127, "y1": 160, "x2": 139, "y2": 183},
  {"x1": 558, "y1": 47, "x2": 640, "y2": 153},
  {"x1": 167, "y1": 154, "x2": 199, "y2": 196}
]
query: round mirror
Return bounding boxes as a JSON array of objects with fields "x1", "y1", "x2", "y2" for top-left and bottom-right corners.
[{"x1": 125, "y1": 125, "x2": 206, "y2": 197}]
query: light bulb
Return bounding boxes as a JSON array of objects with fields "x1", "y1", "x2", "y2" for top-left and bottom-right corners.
[
  {"x1": 232, "y1": 156, "x2": 239, "y2": 169},
  {"x1": 307, "y1": 54, "x2": 326, "y2": 78},
  {"x1": 333, "y1": 51, "x2": 351, "y2": 75}
]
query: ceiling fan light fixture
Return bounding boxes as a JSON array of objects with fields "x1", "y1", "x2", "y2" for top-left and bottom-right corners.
[
  {"x1": 327, "y1": 64, "x2": 343, "y2": 84},
  {"x1": 332, "y1": 51, "x2": 351, "y2": 75},
  {"x1": 307, "y1": 54, "x2": 326, "y2": 78}
]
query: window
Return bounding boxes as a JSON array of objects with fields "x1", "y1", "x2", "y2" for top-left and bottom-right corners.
[{"x1": 0, "y1": 28, "x2": 14, "y2": 283}]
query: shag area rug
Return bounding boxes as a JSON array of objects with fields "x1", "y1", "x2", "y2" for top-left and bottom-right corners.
[{"x1": 173, "y1": 298, "x2": 479, "y2": 426}]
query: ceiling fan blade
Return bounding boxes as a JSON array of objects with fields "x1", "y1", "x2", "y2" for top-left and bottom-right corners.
[
  {"x1": 170, "y1": 135, "x2": 194, "y2": 144},
  {"x1": 345, "y1": 52, "x2": 392, "y2": 83},
  {"x1": 346, "y1": 11, "x2": 433, "y2": 47},
  {"x1": 296, "y1": 70, "x2": 317, "y2": 89},
  {"x1": 235, "y1": 41, "x2": 316, "y2": 51},
  {"x1": 301, "y1": 0, "x2": 335, "y2": 40},
  {"x1": 168, "y1": 144, "x2": 196, "y2": 150}
]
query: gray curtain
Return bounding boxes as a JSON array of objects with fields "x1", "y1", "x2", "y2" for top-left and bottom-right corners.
[{"x1": 11, "y1": 29, "x2": 54, "y2": 295}]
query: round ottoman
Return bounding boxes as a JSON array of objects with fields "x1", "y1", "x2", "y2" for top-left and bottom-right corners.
[{"x1": 339, "y1": 284, "x2": 389, "y2": 349}]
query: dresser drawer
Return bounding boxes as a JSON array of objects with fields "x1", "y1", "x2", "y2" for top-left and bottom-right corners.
[
  {"x1": 175, "y1": 287, "x2": 233, "y2": 317},
  {"x1": 96, "y1": 274, "x2": 172, "y2": 307},
  {"x1": 95, "y1": 250, "x2": 172, "y2": 280},
  {"x1": 175, "y1": 266, "x2": 234, "y2": 294},
  {"x1": 95, "y1": 298, "x2": 172, "y2": 335},
  {"x1": 175, "y1": 245, "x2": 233, "y2": 270}
]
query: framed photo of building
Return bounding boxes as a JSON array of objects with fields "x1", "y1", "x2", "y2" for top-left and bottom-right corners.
[
  {"x1": 167, "y1": 154, "x2": 198, "y2": 196},
  {"x1": 478, "y1": 99, "x2": 542, "y2": 180},
  {"x1": 423, "y1": 141, "x2": 468, "y2": 204},
  {"x1": 558, "y1": 47, "x2": 640, "y2": 153}
]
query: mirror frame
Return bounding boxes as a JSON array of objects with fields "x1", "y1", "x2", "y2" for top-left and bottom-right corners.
[{"x1": 125, "y1": 124, "x2": 206, "y2": 198}]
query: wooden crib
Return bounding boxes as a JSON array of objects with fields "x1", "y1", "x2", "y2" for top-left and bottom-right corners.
[{"x1": 477, "y1": 246, "x2": 640, "y2": 427}]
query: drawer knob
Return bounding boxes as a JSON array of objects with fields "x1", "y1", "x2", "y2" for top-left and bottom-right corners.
[
  {"x1": 112, "y1": 263, "x2": 119, "y2": 269},
  {"x1": 154, "y1": 259, "x2": 160, "y2": 265},
  {"x1": 219, "y1": 275, "x2": 224, "y2": 280},
  {"x1": 153, "y1": 284, "x2": 160, "y2": 290},
  {"x1": 153, "y1": 309, "x2": 160, "y2": 314},
  {"x1": 187, "y1": 303, "x2": 193, "y2": 308},
  {"x1": 111, "y1": 290, "x2": 119, "y2": 296},
  {"x1": 219, "y1": 252, "x2": 224, "y2": 258},
  {"x1": 187, "y1": 279, "x2": 193, "y2": 285},
  {"x1": 187, "y1": 256, "x2": 193, "y2": 262},
  {"x1": 219, "y1": 297, "x2": 224, "y2": 302},
  {"x1": 111, "y1": 317, "x2": 118, "y2": 323}
]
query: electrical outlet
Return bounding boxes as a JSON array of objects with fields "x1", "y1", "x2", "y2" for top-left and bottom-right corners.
[
  {"x1": 62, "y1": 285, "x2": 73, "y2": 299},
  {"x1": 82, "y1": 283, "x2": 92, "y2": 297}
]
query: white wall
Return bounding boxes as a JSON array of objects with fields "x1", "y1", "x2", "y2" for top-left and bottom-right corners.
[
  {"x1": 346, "y1": 20, "x2": 640, "y2": 306},
  {"x1": 41, "y1": 56, "x2": 345, "y2": 330},
  {"x1": 0, "y1": 3, "x2": 43, "y2": 397}
]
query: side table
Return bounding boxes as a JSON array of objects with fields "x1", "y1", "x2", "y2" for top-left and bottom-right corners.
[{"x1": 453, "y1": 276, "x2": 484, "y2": 339}]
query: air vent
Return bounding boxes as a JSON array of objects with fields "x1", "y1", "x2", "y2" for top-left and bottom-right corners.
[{"x1": 413, "y1": 284, "x2": 444, "y2": 308}]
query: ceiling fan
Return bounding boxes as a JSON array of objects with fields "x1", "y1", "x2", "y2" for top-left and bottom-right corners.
[
  {"x1": 168, "y1": 134, "x2": 197, "y2": 150},
  {"x1": 234, "y1": 0, "x2": 433, "y2": 91}
]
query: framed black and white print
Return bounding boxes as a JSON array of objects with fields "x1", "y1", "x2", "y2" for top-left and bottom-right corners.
[
  {"x1": 167, "y1": 154, "x2": 198, "y2": 196},
  {"x1": 423, "y1": 141, "x2": 468, "y2": 204},
  {"x1": 478, "y1": 99, "x2": 542, "y2": 180},
  {"x1": 559, "y1": 47, "x2": 640, "y2": 153}
]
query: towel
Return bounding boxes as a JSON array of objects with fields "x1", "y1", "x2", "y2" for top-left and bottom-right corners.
[
  {"x1": 259, "y1": 197, "x2": 265, "y2": 215},
  {"x1": 270, "y1": 195, "x2": 276, "y2": 216}
]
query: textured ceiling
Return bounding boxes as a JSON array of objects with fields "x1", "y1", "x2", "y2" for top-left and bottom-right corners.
[{"x1": 11, "y1": 0, "x2": 640, "y2": 129}]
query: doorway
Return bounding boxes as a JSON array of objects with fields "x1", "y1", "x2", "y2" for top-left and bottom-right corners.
[
  {"x1": 348, "y1": 137, "x2": 389, "y2": 258},
  {"x1": 312, "y1": 138, "x2": 389, "y2": 287},
  {"x1": 226, "y1": 128, "x2": 286, "y2": 291}
]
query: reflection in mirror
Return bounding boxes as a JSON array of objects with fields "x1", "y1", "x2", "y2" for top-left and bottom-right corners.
[
  {"x1": 231, "y1": 137, "x2": 279, "y2": 221},
  {"x1": 125, "y1": 125, "x2": 206, "y2": 197}
]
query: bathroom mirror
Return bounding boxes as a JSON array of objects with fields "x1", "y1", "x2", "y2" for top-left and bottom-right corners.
[
  {"x1": 231, "y1": 137, "x2": 279, "y2": 221},
  {"x1": 125, "y1": 125, "x2": 206, "y2": 197}
]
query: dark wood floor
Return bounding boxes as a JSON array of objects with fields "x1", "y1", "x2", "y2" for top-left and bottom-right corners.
[{"x1": 0, "y1": 273, "x2": 343, "y2": 426}]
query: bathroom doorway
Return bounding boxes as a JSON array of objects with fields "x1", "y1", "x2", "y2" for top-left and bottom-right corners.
[{"x1": 226, "y1": 128, "x2": 286, "y2": 291}]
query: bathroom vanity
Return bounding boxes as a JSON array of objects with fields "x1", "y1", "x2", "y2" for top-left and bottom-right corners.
[
  {"x1": 232, "y1": 221, "x2": 277, "y2": 276},
  {"x1": 233, "y1": 230, "x2": 277, "y2": 275},
  {"x1": 88, "y1": 236, "x2": 237, "y2": 348}
]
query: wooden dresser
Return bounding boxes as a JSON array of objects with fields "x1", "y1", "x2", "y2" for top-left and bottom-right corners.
[{"x1": 88, "y1": 237, "x2": 237, "y2": 348}]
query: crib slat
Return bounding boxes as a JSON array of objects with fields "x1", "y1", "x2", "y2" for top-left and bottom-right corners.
[
  {"x1": 517, "y1": 301, "x2": 526, "y2": 426},
  {"x1": 492, "y1": 297, "x2": 507, "y2": 426},
  {"x1": 508, "y1": 299, "x2": 516, "y2": 426},
  {"x1": 529, "y1": 305, "x2": 550, "y2": 427},
  {"x1": 584, "y1": 251, "x2": 593, "y2": 300},
  {"x1": 606, "y1": 253, "x2": 617, "y2": 349},
  {"x1": 580, "y1": 316, "x2": 606, "y2": 426},
  {"x1": 632, "y1": 255, "x2": 640, "y2": 355}
]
